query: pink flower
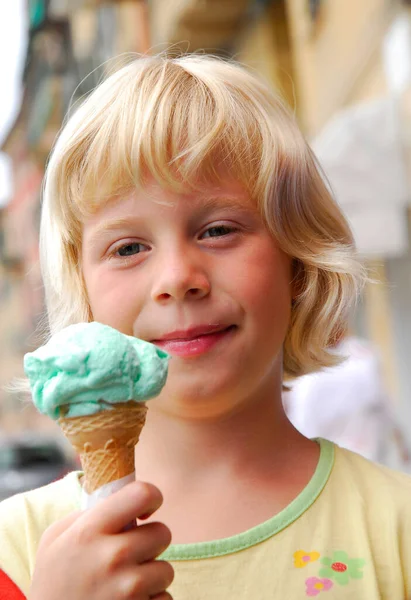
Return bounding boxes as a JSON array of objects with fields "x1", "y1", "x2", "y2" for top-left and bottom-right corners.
[{"x1": 305, "y1": 577, "x2": 333, "y2": 596}]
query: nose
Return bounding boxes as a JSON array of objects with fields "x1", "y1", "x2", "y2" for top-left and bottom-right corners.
[{"x1": 151, "y1": 246, "x2": 211, "y2": 303}]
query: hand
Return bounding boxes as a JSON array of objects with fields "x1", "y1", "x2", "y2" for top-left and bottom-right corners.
[{"x1": 29, "y1": 482, "x2": 174, "y2": 600}]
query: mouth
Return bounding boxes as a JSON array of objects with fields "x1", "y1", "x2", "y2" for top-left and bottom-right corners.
[{"x1": 151, "y1": 325, "x2": 237, "y2": 358}]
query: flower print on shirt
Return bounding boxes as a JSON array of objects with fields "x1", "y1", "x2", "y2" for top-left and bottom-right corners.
[
  {"x1": 305, "y1": 577, "x2": 333, "y2": 596},
  {"x1": 293, "y1": 550, "x2": 320, "y2": 568},
  {"x1": 319, "y1": 550, "x2": 366, "y2": 585}
]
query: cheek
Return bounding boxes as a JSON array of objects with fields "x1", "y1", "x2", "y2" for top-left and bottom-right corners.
[
  {"x1": 82, "y1": 266, "x2": 108, "y2": 309},
  {"x1": 82, "y1": 267, "x2": 139, "y2": 330},
  {"x1": 232, "y1": 243, "x2": 292, "y2": 322}
]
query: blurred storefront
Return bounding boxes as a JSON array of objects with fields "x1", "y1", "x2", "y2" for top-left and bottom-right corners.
[
  {"x1": 278, "y1": 0, "x2": 411, "y2": 437},
  {"x1": 1, "y1": 0, "x2": 411, "y2": 439},
  {"x1": 0, "y1": 0, "x2": 151, "y2": 431}
]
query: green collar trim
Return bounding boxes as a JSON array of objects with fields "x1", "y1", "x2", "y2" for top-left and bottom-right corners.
[
  {"x1": 71, "y1": 438, "x2": 334, "y2": 560},
  {"x1": 162, "y1": 438, "x2": 334, "y2": 561}
]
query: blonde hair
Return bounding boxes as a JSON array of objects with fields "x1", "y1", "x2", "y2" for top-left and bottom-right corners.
[{"x1": 40, "y1": 54, "x2": 364, "y2": 379}]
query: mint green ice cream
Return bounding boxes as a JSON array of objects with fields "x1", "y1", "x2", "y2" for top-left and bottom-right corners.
[{"x1": 24, "y1": 322, "x2": 169, "y2": 420}]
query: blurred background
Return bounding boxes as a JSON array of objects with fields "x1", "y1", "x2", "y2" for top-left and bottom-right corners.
[{"x1": 1, "y1": 0, "x2": 411, "y2": 495}]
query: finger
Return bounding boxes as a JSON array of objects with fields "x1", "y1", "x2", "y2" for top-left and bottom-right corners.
[
  {"x1": 109, "y1": 522, "x2": 172, "y2": 566},
  {"x1": 143, "y1": 561, "x2": 175, "y2": 597},
  {"x1": 120, "y1": 561, "x2": 174, "y2": 598},
  {"x1": 81, "y1": 482, "x2": 163, "y2": 534},
  {"x1": 150, "y1": 592, "x2": 173, "y2": 600},
  {"x1": 40, "y1": 510, "x2": 82, "y2": 545}
]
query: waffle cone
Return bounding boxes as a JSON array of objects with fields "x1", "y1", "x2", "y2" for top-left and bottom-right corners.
[{"x1": 58, "y1": 402, "x2": 147, "y2": 494}]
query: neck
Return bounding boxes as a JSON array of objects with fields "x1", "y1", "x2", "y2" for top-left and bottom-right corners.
[
  {"x1": 134, "y1": 381, "x2": 319, "y2": 543},
  {"x1": 135, "y1": 381, "x2": 313, "y2": 487}
]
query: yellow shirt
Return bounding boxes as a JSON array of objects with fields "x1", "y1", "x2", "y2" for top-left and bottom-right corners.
[{"x1": 0, "y1": 439, "x2": 410, "y2": 599}]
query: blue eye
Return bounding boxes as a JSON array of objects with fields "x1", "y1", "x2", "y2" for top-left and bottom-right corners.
[
  {"x1": 117, "y1": 243, "x2": 145, "y2": 256},
  {"x1": 202, "y1": 226, "x2": 234, "y2": 238}
]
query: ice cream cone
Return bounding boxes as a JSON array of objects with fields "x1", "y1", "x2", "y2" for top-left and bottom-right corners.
[{"x1": 58, "y1": 401, "x2": 147, "y2": 494}]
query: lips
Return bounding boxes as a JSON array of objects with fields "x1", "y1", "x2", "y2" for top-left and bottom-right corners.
[{"x1": 151, "y1": 325, "x2": 235, "y2": 358}]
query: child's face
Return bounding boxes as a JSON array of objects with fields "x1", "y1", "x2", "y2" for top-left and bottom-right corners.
[{"x1": 81, "y1": 179, "x2": 292, "y2": 418}]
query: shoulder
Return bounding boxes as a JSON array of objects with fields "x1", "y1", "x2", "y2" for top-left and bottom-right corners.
[
  {"x1": 334, "y1": 443, "x2": 411, "y2": 487},
  {"x1": 333, "y1": 444, "x2": 411, "y2": 511},
  {"x1": 330, "y1": 444, "x2": 411, "y2": 591},
  {"x1": 0, "y1": 472, "x2": 81, "y2": 596},
  {"x1": 0, "y1": 470, "x2": 82, "y2": 525}
]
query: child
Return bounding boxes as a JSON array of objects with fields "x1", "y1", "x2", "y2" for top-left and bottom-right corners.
[{"x1": 0, "y1": 54, "x2": 410, "y2": 600}]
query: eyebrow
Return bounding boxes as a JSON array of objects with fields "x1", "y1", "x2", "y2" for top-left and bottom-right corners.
[
  {"x1": 86, "y1": 194, "x2": 255, "y2": 244},
  {"x1": 194, "y1": 194, "x2": 257, "y2": 215},
  {"x1": 86, "y1": 217, "x2": 142, "y2": 244}
]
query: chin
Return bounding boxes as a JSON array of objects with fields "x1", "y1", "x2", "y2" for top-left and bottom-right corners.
[{"x1": 155, "y1": 371, "x2": 239, "y2": 419}]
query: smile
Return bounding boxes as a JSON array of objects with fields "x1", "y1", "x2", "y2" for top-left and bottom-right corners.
[{"x1": 152, "y1": 325, "x2": 236, "y2": 358}]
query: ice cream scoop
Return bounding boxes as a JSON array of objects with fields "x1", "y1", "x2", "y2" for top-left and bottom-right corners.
[
  {"x1": 24, "y1": 322, "x2": 169, "y2": 498},
  {"x1": 24, "y1": 321, "x2": 169, "y2": 420}
]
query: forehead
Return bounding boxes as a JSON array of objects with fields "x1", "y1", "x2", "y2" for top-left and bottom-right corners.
[{"x1": 84, "y1": 178, "x2": 258, "y2": 226}]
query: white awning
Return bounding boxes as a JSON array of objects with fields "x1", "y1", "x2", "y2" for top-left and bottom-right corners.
[
  {"x1": 313, "y1": 95, "x2": 409, "y2": 208},
  {"x1": 312, "y1": 96, "x2": 410, "y2": 257},
  {"x1": 343, "y1": 204, "x2": 408, "y2": 258},
  {"x1": 0, "y1": 153, "x2": 13, "y2": 210}
]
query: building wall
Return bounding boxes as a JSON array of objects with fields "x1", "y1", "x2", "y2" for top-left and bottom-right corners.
[
  {"x1": 0, "y1": 1, "x2": 157, "y2": 432},
  {"x1": 236, "y1": 2, "x2": 295, "y2": 108},
  {"x1": 286, "y1": 0, "x2": 396, "y2": 134},
  {"x1": 0, "y1": 129, "x2": 46, "y2": 431},
  {"x1": 234, "y1": 0, "x2": 395, "y2": 127}
]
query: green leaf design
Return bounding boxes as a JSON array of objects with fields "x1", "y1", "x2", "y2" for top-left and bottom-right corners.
[
  {"x1": 318, "y1": 551, "x2": 365, "y2": 586},
  {"x1": 333, "y1": 550, "x2": 349, "y2": 563},
  {"x1": 334, "y1": 571, "x2": 350, "y2": 586},
  {"x1": 318, "y1": 566, "x2": 333, "y2": 579},
  {"x1": 347, "y1": 558, "x2": 366, "y2": 570}
]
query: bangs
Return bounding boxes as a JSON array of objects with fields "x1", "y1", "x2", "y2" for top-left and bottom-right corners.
[{"x1": 54, "y1": 57, "x2": 285, "y2": 243}]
